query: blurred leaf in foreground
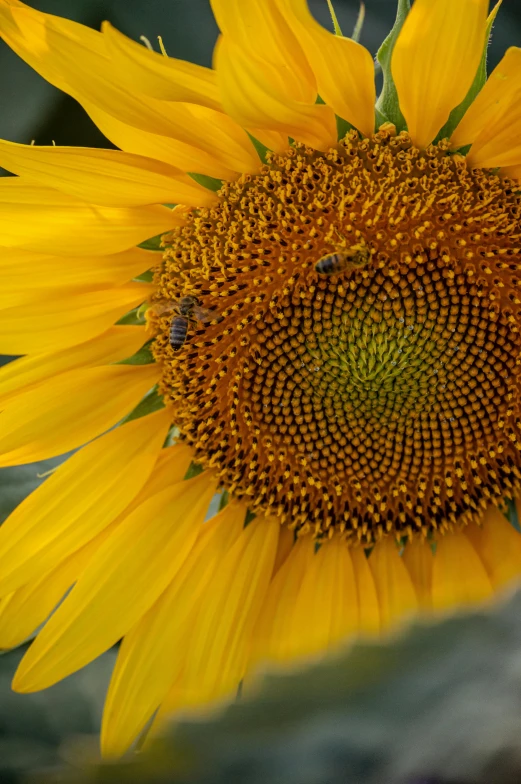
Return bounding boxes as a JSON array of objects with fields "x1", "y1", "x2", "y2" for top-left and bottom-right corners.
[{"x1": 35, "y1": 587, "x2": 521, "y2": 784}]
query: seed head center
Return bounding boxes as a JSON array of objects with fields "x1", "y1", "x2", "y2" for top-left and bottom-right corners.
[{"x1": 151, "y1": 128, "x2": 521, "y2": 544}]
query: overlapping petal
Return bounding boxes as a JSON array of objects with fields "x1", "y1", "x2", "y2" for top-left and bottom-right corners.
[
  {"x1": 13, "y1": 472, "x2": 218, "y2": 692},
  {"x1": 0, "y1": 409, "x2": 171, "y2": 596},
  {"x1": 431, "y1": 531, "x2": 493, "y2": 610},
  {"x1": 102, "y1": 22, "x2": 221, "y2": 109},
  {"x1": 369, "y1": 537, "x2": 418, "y2": 627},
  {"x1": 391, "y1": 0, "x2": 489, "y2": 149},
  {"x1": 465, "y1": 508, "x2": 521, "y2": 590},
  {"x1": 0, "y1": 179, "x2": 179, "y2": 256},
  {"x1": 0, "y1": 522, "x2": 114, "y2": 649},
  {"x1": 0, "y1": 283, "x2": 151, "y2": 354},
  {"x1": 451, "y1": 47, "x2": 521, "y2": 150},
  {"x1": 279, "y1": 0, "x2": 376, "y2": 138},
  {"x1": 0, "y1": 142, "x2": 217, "y2": 208},
  {"x1": 0, "y1": 363, "x2": 159, "y2": 466},
  {"x1": 0, "y1": 326, "x2": 147, "y2": 406},
  {"x1": 0, "y1": 246, "x2": 154, "y2": 306},
  {"x1": 101, "y1": 501, "x2": 247, "y2": 758},
  {"x1": 402, "y1": 538, "x2": 434, "y2": 608},
  {"x1": 150, "y1": 515, "x2": 279, "y2": 726},
  {"x1": 214, "y1": 37, "x2": 336, "y2": 151},
  {"x1": 0, "y1": 0, "x2": 260, "y2": 175}
]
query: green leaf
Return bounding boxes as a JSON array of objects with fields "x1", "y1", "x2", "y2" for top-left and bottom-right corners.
[
  {"x1": 507, "y1": 497, "x2": 521, "y2": 533},
  {"x1": 133, "y1": 269, "x2": 155, "y2": 283},
  {"x1": 435, "y1": 1, "x2": 502, "y2": 143},
  {"x1": 45, "y1": 589, "x2": 521, "y2": 784},
  {"x1": 184, "y1": 461, "x2": 204, "y2": 480},
  {"x1": 188, "y1": 172, "x2": 223, "y2": 192},
  {"x1": 246, "y1": 132, "x2": 271, "y2": 164},
  {"x1": 375, "y1": 0, "x2": 410, "y2": 130},
  {"x1": 218, "y1": 489, "x2": 230, "y2": 511},
  {"x1": 116, "y1": 306, "x2": 147, "y2": 326},
  {"x1": 122, "y1": 385, "x2": 165, "y2": 423},
  {"x1": 116, "y1": 340, "x2": 155, "y2": 366},
  {"x1": 336, "y1": 115, "x2": 355, "y2": 142},
  {"x1": 138, "y1": 233, "x2": 164, "y2": 251}
]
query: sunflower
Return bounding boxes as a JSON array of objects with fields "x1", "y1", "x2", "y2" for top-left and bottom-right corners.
[{"x1": 0, "y1": 0, "x2": 520, "y2": 758}]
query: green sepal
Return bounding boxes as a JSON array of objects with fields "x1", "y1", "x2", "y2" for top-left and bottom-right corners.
[
  {"x1": 184, "y1": 461, "x2": 204, "y2": 480},
  {"x1": 116, "y1": 305, "x2": 147, "y2": 326},
  {"x1": 139, "y1": 233, "x2": 164, "y2": 251},
  {"x1": 506, "y1": 497, "x2": 521, "y2": 533},
  {"x1": 188, "y1": 172, "x2": 223, "y2": 192},
  {"x1": 435, "y1": 2, "x2": 501, "y2": 144},
  {"x1": 336, "y1": 115, "x2": 355, "y2": 141},
  {"x1": 244, "y1": 509, "x2": 256, "y2": 527},
  {"x1": 133, "y1": 269, "x2": 154, "y2": 283},
  {"x1": 122, "y1": 385, "x2": 165, "y2": 424},
  {"x1": 351, "y1": 1, "x2": 365, "y2": 44},
  {"x1": 375, "y1": 0, "x2": 410, "y2": 130},
  {"x1": 218, "y1": 489, "x2": 230, "y2": 511},
  {"x1": 246, "y1": 132, "x2": 272, "y2": 164},
  {"x1": 116, "y1": 339, "x2": 155, "y2": 366}
]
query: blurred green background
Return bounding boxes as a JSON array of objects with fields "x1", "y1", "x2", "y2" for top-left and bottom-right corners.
[{"x1": 1, "y1": 1, "x2": 521, "y2": 782}]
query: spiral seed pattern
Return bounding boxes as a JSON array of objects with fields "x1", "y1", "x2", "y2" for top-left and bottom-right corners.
[{"x1": 151, "y1": 127, "x2": 521, "y2": 544}]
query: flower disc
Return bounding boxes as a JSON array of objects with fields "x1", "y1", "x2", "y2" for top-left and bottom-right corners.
[{"x1": 152, "y1": 128, "x2": 521, "y2": 544}]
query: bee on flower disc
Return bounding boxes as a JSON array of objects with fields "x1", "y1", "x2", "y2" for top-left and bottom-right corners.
[
  {"x1": 151, "y1": 295, "x2": 221, "y2": 352},
  {"x1": 315, "y1": 243, "x2": 370, "y2": 276}
]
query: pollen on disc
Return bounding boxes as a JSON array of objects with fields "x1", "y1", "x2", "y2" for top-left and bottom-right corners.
[{"x1": 149, "y1": 128, "x2": 521, "y2": 545}]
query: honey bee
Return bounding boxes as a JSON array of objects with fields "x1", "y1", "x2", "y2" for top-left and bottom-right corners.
[
  {"x1": 315, "y1": 243, "x2": 370, "y2": 276},
  {"x1": 151, "y1": 295, "x2": 221, "y2": 351}
]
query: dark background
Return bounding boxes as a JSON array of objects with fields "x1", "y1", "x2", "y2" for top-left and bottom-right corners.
[{"x1": 1, "y1": 1, "x2": 521, "y2": 781}]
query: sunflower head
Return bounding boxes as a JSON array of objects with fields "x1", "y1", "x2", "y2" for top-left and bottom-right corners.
[{"x1": 0, "y1": 0, "x2": 520, "y2": 761}]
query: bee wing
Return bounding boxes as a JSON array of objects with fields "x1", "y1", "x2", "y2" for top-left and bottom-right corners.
[
  {"x1": 193, "y1": 304, "x2": 223, "y2": 324},
  {"x1": 147, "y1": 299, "x2": 176, "y2": 317}
]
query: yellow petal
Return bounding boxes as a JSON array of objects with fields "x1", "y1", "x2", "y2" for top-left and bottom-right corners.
[
  {"x1": 0, "y1": 179, "x2": 178, "y2": 256},
  {"x1": 210, "y1": 0, "x2": 316, "y2": 103},
  {"x1": 465, "y1": 102, "x2": 521, "y2": 168},
  {"x1": 500, "y1": 164, "x2": 521, "y2": 182},
  {"x1": 249, "y1": 536, "x2": 315, "y2": 667},
  {"x1": 272, "y1": 524, "x2": 295, "y2": 574},
  {"x1": 431, "y1": 531, "x2": 493, "y2": 610},
  {"x1": 0, "y1": 1, "x2": 259, "y2": 176},
  {"x1": 369, "y1": 537, "x2": 418, "y2": 628},
  {"x1": 0, "y1": 325, "x2": 146, "y2": 406},
  {"x1": 0, "y1": 408, "x2": 171, "y2": 596},
  {"x1": 402, "y1": 538, "x2": 434, "y2": 608},
  {"x1": 285, "y1": 538, "x2": 361, "y2": 658},
  {"x1": 154, "y1": 515, "x2": 279, "y2": 721},
  {"x1": 350, "y1": 545, "x2": 380, "y2": 633},
  {"x1": 0, "y1": 521, "x2": 115, "y2": 649},
  {"x1": 13, "y1": 472, "x2": 217, "y2": 692},
  {"x1": 391, "y1": 0, "x2": 489, "y2": 149},
  {"x1": 102, "y1": 22, "x2": 221, "y2": 109},
  {"x1": 465, "y1": 507, "x2": 521, "y2": 591},
  {"x1": 0, "y1": 142, "x2": 217, "y2": 208},
  {"x1": 252, "y1": 536, "x2": 360, "y2": 667},
  {"x1": 0, "y1": 283, "x2": 150, "y2": 355},
  {"x1": 214, "y1": 36, "x2": 337, "y2": 151},
  {"x1": 101, "y1": 501, "x2": 247, "y2": 758},
  {"x1": 279, "y1": 0, "x2": 376, "y2": 138},
  {"x1": 451, "y1": 47, "x2": 521, "y2": 149},
  {"x1": 84, "y1": 101, "x2": 238, "y2": 180},
  {"x1": 0, "y1": 363, "x2": 160, "y2": 466},
  {"x1": 0, "y1": 246, "x2": 155, "y2": 307}
]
